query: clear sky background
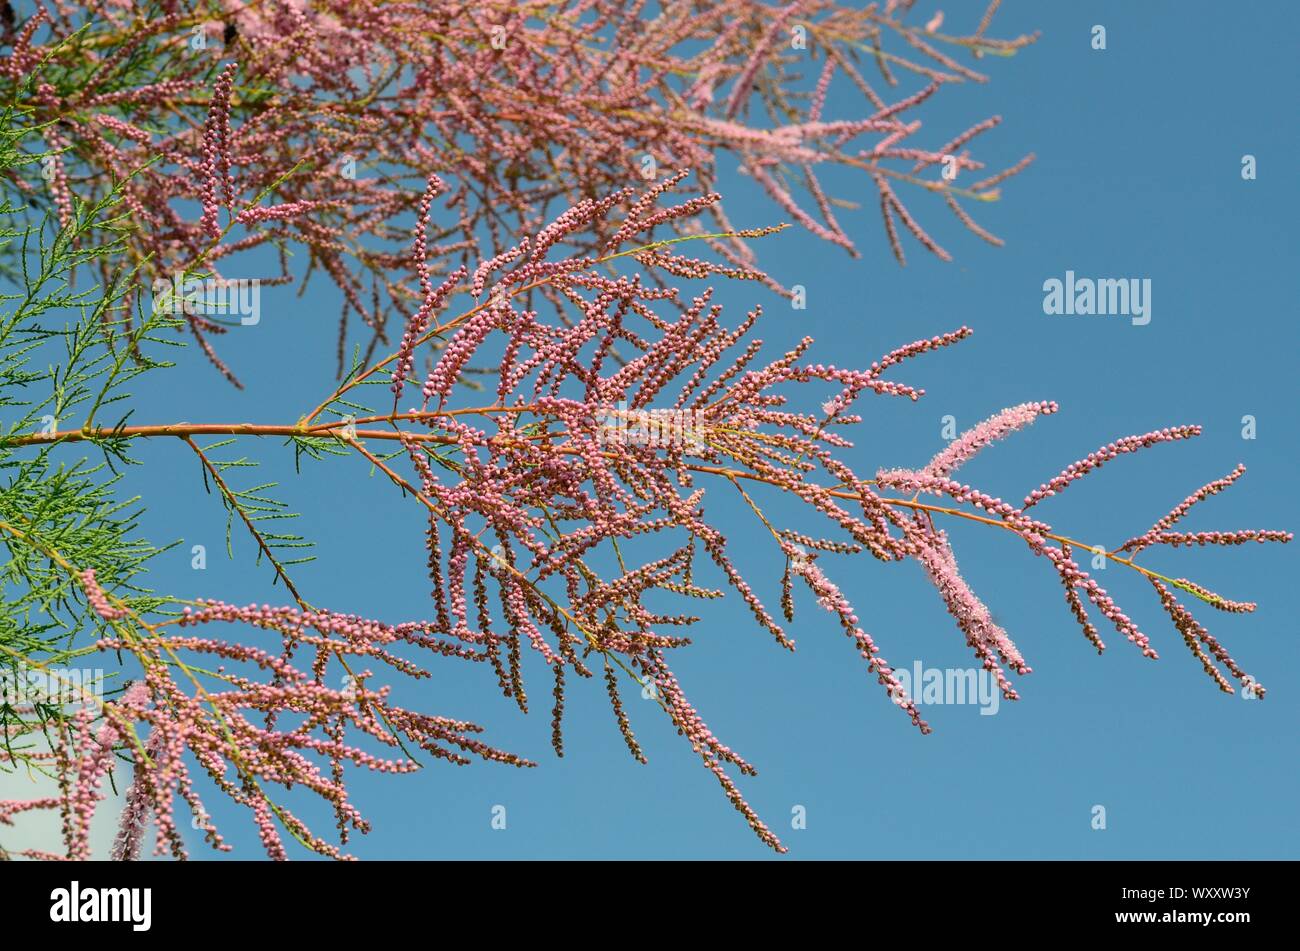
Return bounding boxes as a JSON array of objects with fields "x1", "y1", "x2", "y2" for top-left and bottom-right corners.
[{"x1": 14, "y1": 1, "x2": 1296, "y2": 860}]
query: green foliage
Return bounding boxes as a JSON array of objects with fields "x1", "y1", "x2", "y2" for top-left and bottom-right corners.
[
  {"x1": 0, "y1": 105, "x2": 174, "y2": 771},
  {"x1": 0, "y1": 97, "x2": 323, "y2": 805}
]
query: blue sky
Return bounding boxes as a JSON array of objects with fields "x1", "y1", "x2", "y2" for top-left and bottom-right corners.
[{"x1": 37, "y1": 2, "x2": 1298, "y2": 859}]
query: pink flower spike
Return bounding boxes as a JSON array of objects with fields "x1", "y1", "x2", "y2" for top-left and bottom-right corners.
[{"x1": 922, "y1": 400, "x2": 1058, "y2": 478}]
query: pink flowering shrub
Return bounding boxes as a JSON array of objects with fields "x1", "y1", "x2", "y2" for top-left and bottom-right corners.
[
  {"x1": 4, "y1": 0, "x2": 1035, "y2": 382},
  {"x1": 0, "y1": 2, "x2": 1290, "y2": 860}
]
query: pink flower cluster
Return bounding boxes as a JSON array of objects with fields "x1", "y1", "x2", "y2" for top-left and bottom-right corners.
[
  {"x1": 291, "y1": 182, "x2": 1288, "y2": 852},
  {"x1": 6, "y1": 1, "x2": 1036, "y2": 383},
  {"x1": 16, "y1": 589, "x2": 532, "y2": 860},
  {"x1": 0, "y1": 171, "x2": 1284, "y2": 859}
]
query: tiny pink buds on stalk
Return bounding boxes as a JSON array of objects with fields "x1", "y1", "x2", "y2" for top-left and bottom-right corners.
[
  {"x1": 392, "y1": 175, "x2": 464, "y2": 403},
  {"x1": 80, "y1": 568, "x2": 127, "y2": 621},
  {"x1": 199, "y1": 62, "x2": 238, "y2": 240},
  {"x1": 1023, "y1": 426, "x2": 1202, "y2": 509}
]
